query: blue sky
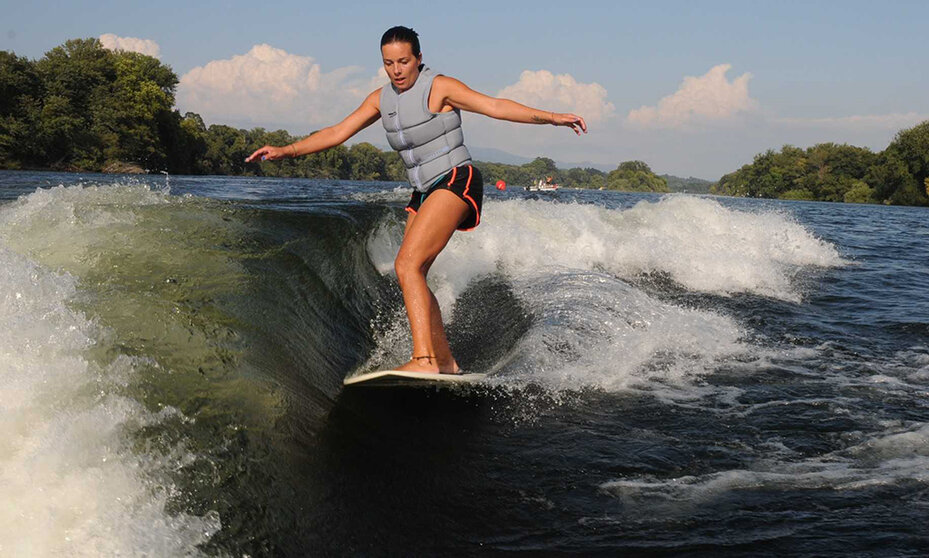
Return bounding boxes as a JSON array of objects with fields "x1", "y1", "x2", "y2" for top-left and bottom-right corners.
[{"x1": 4, "y1": 0, "x2": 928, "y2": 178}]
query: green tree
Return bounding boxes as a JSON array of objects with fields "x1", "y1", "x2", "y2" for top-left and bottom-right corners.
[
  {"x1": 203, "y1": 124, "x2": 248, "y2": 175},
  {"x1": 93, "y1": 50, "x2": 179, "y2": 170},
  {"x1": 798, "y1": 143, "x2": 876, "y2": 201},
  {"x1": 883, "y1": 121, "x2": 929, "y2": 206},
  {"x1": 34, "y1": 38, "x2": 116, "y2": 168},
  {"x1": 563, "y1": 167, "x2": 605, "y2": 189},
  {"x1": 349, "y1": 142, "x2": 387, "y2": 180},
  {"x1": 865, "y1": 151, "x2": 917, "y2": 205},
  {"x1": 843, "y1": 180, "x2": 876, "y2": 203},
  {"x1": 1, "y1": 38, "x2": 188, "y2": 172},
  {"x1": 171, "y1": 112, "x2": 209, "y2": 174},
  {"x1": 523, "y1": 156, "x2": 558, "y2": 181},
  {"x1": 383, "y1": 151, "x2": 407, "y2": 181},
  {"x1": 606, "y1": 160, "x2": 668, "y2": 192},
  {"x1": 312, "y1": 143, "x2": 351, "y2": 179},
  {"x1": 0, "y1": 51, "x2": 42, "y2": 167},
  {"x1": 617, "y1": 160, "x2": 652, "y2": 174}
]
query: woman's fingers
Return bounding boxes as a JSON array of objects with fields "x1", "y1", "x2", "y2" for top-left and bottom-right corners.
[
  {"x1": 565, "y1": 114, "x2": 587, "y2": 134},
  {"x1": 245, "y1": 146, "x2": 269, "y2": 163},
  {"x1": 245, "y1": 145, "x2": 284, "y2": 162},
  {"x1": 575, "y1": 115, "x2": 588, "y2": 134},
  {"x1": 554, "y1": 113, "x2": 588, "y2": 135}
]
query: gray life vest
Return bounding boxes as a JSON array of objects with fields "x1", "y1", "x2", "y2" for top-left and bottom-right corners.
[{"x1": 379, "y1": 66, "x2": 472, "y2": 192}]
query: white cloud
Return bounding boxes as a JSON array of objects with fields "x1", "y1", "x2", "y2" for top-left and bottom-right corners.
[
  {"x1": 627, "y1": 64, "x2": 757, "y2": 129},
  {"x1": 348, "y1": 67, "x2": 389, "y2": 98},
  {"x1": 98, "y1": 33, "x2": 160, "y2": 58},
  {"x1": 496, "y1": 70, "x2": 615, "y2": 122},
  {"x1": 177, "y1": 44, "x2": 383, "y2": 130}
]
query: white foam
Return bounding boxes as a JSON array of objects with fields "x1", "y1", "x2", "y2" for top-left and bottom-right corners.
[
  {"x1": 0, "y1": 188, "x2": 218, "y2": 556},
  {"x1": 491, "y1": 270, "x2": 748, "y2": 393},
  {"x1": 0, "y1": 183, "x2": 174, "y2": 274},
  {"x1": 364, "y1": 196, "x2": 839, "y2": 390},
  {"x1": 368, "y1": 196, "x2": 844, "y2": 307},
  {"x1": 350, "y1": 185, "x2": 412, "y2": 203},
  {"x1": 790, "y1": 345, "x2": 929, "y2": 396},
  {"x1": 601, "y1": 422, "x2": 929, "y2": 509}
]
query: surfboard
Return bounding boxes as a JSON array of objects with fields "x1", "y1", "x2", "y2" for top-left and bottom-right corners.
[{"x1": 343, "y1": 369, "x2": 487, "y2": 387}]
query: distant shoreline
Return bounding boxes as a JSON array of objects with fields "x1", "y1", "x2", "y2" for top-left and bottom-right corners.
[{"x1": 2, "y1": 38, "x2": 926, "y2": 205}]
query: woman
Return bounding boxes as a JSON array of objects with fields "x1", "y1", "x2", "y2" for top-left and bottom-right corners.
[{"x1": 246, "y1": 26, "x2": 586, "y2": 374}]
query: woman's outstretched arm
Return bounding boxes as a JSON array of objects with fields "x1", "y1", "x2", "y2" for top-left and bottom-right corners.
[
  {"x1": 245, "y1": 89, "x2": 383, "y2": 162},
  {"x1": 433, "y1": 76, "x2": 588, "y2": 135}
]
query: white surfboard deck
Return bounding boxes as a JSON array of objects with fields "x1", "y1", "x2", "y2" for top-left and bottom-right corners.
[{"x1": 343, "y1": 369, "x2": 487, "y2": 387}]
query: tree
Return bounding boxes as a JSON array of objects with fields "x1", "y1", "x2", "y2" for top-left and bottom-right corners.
[
  {"x1": 383, "y1": 151, "x2": 407, "y2": 181},
  {"x1": 617, "y1": 160, "x2": 652, "y2": 174},
  {"x1": 203, "y1": 124, "x2": 248, "y2": 175},
  {"x1": 606, "y1": 160, "x2": 668, "y2": 192},
  {"x1": 865, "y1": 151, "x2": 917, "y2": 205},
  {"x1": 563, "y1": 167, "x2": 605, "y2": 189},
  {"x1": 1, "y1": 38, "x2": 187, "y2": 172},
  {"x1": 843, "y1": 180, "x2": 876, "y2": 203},
  {"x1": 312, "y1": 143, "x2": 351, "y2": 179},
  {"x1": 349, "y1": 142, "x2": 387, "y2": 180},
  {"x1": 33, "y1": 38, "x2": 116, "y2": 168},
  {"x1": 0, "y1": 51, "x2": 42, "y2": 167},
  {"x1": 883, "y1": 121, "x2": 929, "y2": 206},
  {"x1": 92, "y1": 50, "x2": 179, "y2": 170},
  {"x1": 715, "y1": 143, "x2": 884, "y2": 203},
  {"x1": 173, "y1": 112, "x2": 209, "y2": 174},
  {"x1": 522, "y1": 157, "x2": 558, "y2": 181},
  {"x1": 798, "y1": 143, "x2": 876, "y2": 201}
]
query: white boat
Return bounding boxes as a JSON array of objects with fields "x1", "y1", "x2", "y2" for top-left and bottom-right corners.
[{"x1": 525, "y1": 178, "x2": 559, "y2": 192}]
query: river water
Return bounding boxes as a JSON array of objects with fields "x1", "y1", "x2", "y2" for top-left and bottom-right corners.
[{"x1": 1, "y1": 170, "x2": 928, "y2": 556}]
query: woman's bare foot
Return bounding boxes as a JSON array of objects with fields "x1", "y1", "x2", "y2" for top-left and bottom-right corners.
[{"x1": 395, "y1": 356, "x2": 461, "y2": 374}]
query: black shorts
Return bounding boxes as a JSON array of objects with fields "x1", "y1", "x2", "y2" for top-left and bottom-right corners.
[{"x1": 405, "y1": 164, "x2": 483, "y2": 231}]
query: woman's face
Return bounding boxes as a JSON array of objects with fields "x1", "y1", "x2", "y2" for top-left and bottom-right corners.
[{"x1": 381, "y1": 41, "x2": 422, "y2": 92}]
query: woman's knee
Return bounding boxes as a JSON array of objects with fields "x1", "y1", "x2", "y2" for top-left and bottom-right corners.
[{"x1": 394, "y1": 252, "x2": 426, "y2": 285}]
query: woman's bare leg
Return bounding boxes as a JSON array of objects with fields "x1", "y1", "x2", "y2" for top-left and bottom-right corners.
[{"x1": 394, "y1": 189, "x2": 471, "y2": 373}]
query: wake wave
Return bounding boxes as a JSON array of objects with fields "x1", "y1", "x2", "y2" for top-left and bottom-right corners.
[
  {"x1": 363, "y1": 195, "x2": 844, "y2": 391},
  {"x1": 0, "y1": 182, "x2": 851, "y2": 553},
  {"x1": 0, "y1": 241, "x2": 219, "y2": 556}
]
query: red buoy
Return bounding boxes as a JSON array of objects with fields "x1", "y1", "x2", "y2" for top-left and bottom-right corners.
[{"x1": 495, "y1": 179, "x2": 506, "y2": 191}]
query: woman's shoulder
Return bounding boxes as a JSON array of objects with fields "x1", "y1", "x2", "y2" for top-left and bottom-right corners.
[
  {"x1": 352, "y1": 87, "x2": 382, "y2": 114},
  {"x1": 431, "y1": 74, "x2": 468, "y2": 93},
  {"x1": 366, "y1": 87, "x2": 384, "y2": 103}
]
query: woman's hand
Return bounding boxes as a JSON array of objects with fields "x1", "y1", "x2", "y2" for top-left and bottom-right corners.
[
  {"x1": 552, "y1": 113, "x2": 588, "y2": 135},
  {"x1": 245, "y1": 145, "x2": 292, "y2": 163}
]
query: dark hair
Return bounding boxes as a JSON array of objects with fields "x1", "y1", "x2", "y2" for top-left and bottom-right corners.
[{"x1": 380, "y1": 26, "x2": 421, "y2": 57}]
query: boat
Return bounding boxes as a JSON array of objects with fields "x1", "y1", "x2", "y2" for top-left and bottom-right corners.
[{"x1": 525, "y1": 177, "x2": 559, "y2": 192}]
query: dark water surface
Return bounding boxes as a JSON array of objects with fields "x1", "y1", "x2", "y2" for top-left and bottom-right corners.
[{"x1": 2, "y1": 170, "x2": 928, "y2": 556}]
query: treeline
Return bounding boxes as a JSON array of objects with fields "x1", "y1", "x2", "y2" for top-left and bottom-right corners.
[
  {"x1": 2, "y1": 39, "x2": 183, "y2": 173},
  {"x1": 480, "y1": 158, "x2": 667, "y2": 192},
  {"x1": 660, "y1": 174, "x2": 713, "y2": 194},
  {"x1": 0, "y1": 37, "x2": 669, "y2": 192},
  {"x1": 712, "y1": 122, "x2": 929, "y2": 206},
  {"x1": 0, "y1": 37, "x2": 408, "y2": 178},
  {"x1": 4, "y1": 38, "x2": 929, "y2": 204}
]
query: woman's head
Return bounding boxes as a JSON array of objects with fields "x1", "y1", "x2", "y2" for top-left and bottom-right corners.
[
  {"x1": 380, "y1": 26, "x2": 421, "y2": 57},
  {"x1": 380, "y1": 26, "x2": 423, "y2": 92}
]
